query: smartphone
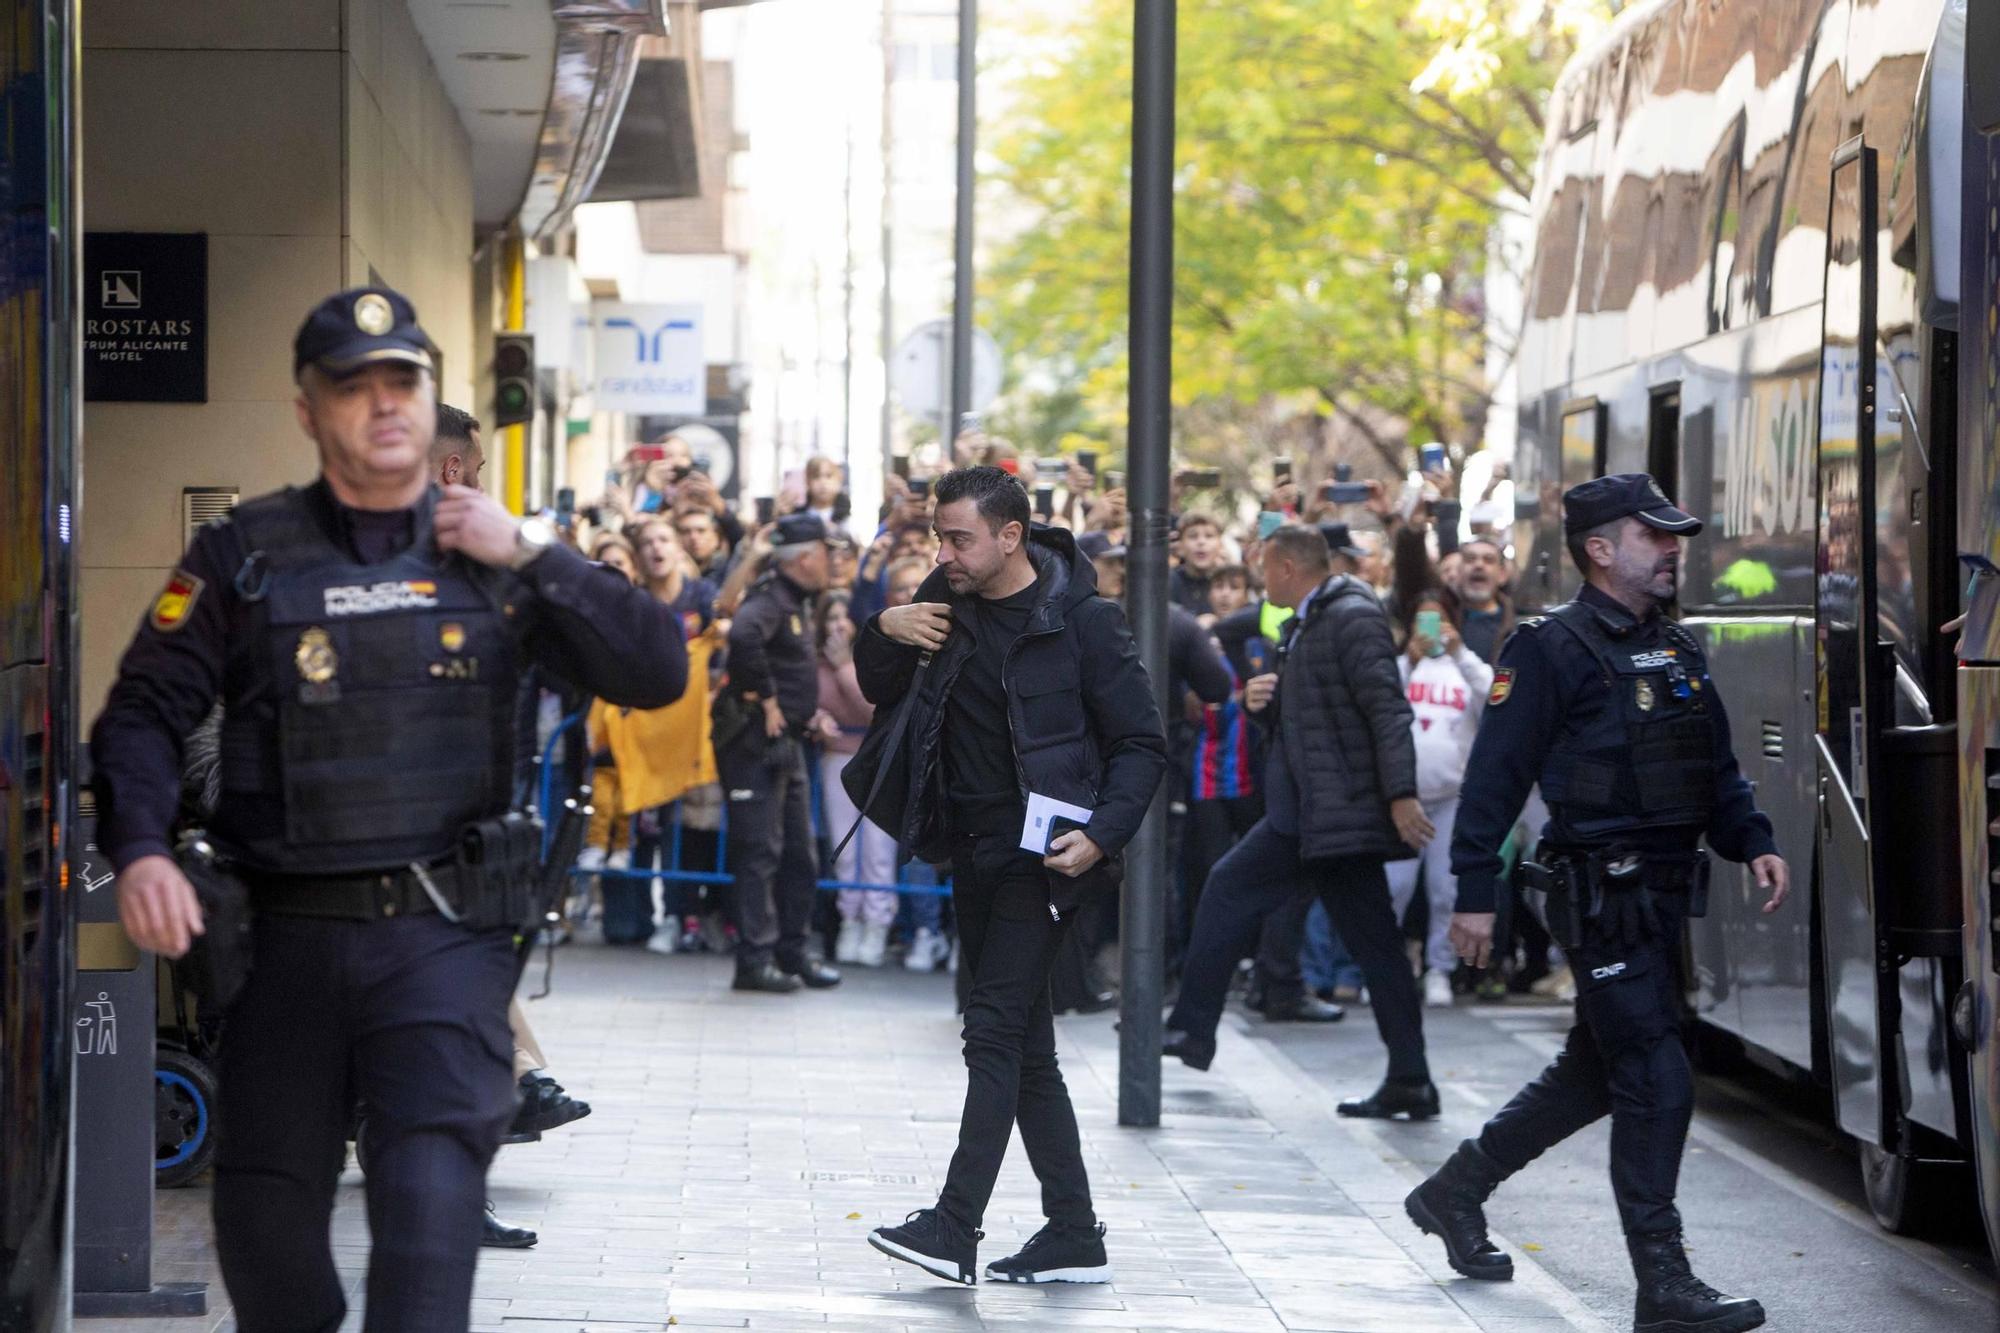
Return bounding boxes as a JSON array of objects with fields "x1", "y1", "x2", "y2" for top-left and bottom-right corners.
[
  {"x1": 1076, "y1": 449, "x2": 1098, "y2": 478},
  {"x1": 1034, "y1": 457, "x2": 1065, "y2": 483},
  {"x1": 692, "y1": 456, "x2": 711, "y2": 475},
  {"x1": 1257, "y1": 510, "x2": 1286, "y2": 540},
  {"x1": 754, "y1": 496, "x2": 775, "y2": 525},
  {"x1": 555, "y1": 486, "x2": 576, "y2": 516},
  {"x1": 1177, "y1": 467, "x2": 1222, "y2": 488},
  {"x1": 1046, "y1": 814, "x2": 1091, "y2": 854},
  {"x1": 1415, "y1": 609, "x2": 1443, "y2": 656},
  {"x1": 1273, "y1": 456, "x2": 1292, "y2": 485},
  {"x1": 891, "y1": 454, "x2": 911, "y2": 479},
  {"x1": 1035, "y1": 484, "x2": 1055, "y2": 519},
  {"x1": 1324, "y1": 481, "x2": 1371, "y2": 504},
  {"x1": 909, "y1": 477, "x2": 932, "y2": 499},
  {"x1": 630, "y1": 445, "x2": 666, "y2": 463},
  {"x1": 1334, "y1": 462, "x2": 1353, "y2": 483},
  {"x1": 1106, "y1": 469, "x2": 1125, "y2": 491},
  {"x1": 1419, "y1": 442, "x2": 1447, "y2": 473},
  {"x1": 604, "y1": 468, "x2": 623, "y2": 490}
]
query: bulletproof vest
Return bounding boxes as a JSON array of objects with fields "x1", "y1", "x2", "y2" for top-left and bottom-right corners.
[
  {"x1": 1536, "y1": 601, "x2": 1717, "y2": 841},
  {"x1": 210, "y1": 487, "x2": 520, "y2": 874}
]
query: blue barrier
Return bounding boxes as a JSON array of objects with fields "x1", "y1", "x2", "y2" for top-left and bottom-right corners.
[{"x1": 535, "y1": 706, "x2": 950, "y2": 898}]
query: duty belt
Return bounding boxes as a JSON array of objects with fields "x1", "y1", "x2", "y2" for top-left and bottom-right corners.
[{"x1": 250, "y1": 858, "x2": 468, "y2": 921}]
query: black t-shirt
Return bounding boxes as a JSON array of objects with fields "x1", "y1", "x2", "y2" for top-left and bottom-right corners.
[{"x1": 944, "y1": 573, "x2": 1042, "y2": 834}]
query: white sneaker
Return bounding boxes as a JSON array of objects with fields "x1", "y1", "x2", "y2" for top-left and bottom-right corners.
[
  {"x1": 903, "y1": 927, "x2": 948, "y2": 973},
  {"x1": 857, "y1": 922, "x2": 890, "y2": 968},
  {"x1": 645, "y1": 927, "x2": 677, "y2": 956},
  {"x1": 835, "y1": 919, "x2": 864, "y2": 965},
  {"x1": 605, "y1": 847, "x2": 632, "y2": 872},
  {"x1": 575, "y1": 846, "x2": 607, "y2": 872},
  {"x1": 1424, "y1": 970, "x2": 1454, "y2": 1008}
]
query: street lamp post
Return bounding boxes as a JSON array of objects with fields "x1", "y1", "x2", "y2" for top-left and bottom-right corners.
[
  {"x1": 950, "y1": 0, "x2": 977, "y2": 441},
  {"x1": 1119, "y1": 0, "x2": 1175, "y2": 1130}
]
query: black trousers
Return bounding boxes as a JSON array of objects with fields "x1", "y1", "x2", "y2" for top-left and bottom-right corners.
[
  {"x1": 213, "y1": 912, "x2": 518, "y2": 1333},
  {"x1": 936, "y1": 834, "x2": 1095, "y2": 1234},
  {"x1": 1475, "y1": 916, "x2": 1691, "y2": 1235},
  {"x1": 718, "y1": 735, "x2": 817, "y2": 969},
  {"x1": 1168, "y1": 818, "x2": 1430, "y2": 1083},
  {"x1": 1178, "y1": 794, "x2": 1263, "y2": 966}
]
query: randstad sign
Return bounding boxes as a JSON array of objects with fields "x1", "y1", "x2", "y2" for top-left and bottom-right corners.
[{"x1": 593, "y1": 302, "x2": 704, "y2": 413}]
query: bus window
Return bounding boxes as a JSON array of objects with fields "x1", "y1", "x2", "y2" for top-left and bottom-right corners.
[
  {"x1": 1560, "y1": 398, "x2": 1605, "y2": 490},
  {"x1": 1817, "y1": 142, "x2": 1878, "y2": 793},
  {"x1": 1647, "y1": 385, "x2": 1681, "y2": 502}
]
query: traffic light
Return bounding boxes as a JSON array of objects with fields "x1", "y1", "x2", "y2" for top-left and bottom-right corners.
[{"x1": 493, "y1": 332, "x2": 535, "y2": 428}]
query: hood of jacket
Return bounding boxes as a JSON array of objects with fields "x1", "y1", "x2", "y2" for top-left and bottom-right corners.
[{"x1": 912, "y1": 522, "x2": 1096, "y2": 631}]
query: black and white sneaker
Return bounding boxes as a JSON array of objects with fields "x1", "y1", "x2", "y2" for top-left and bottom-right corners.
[
  {"x1": 983, "y1": 1221, "x2": 1111, "y2": 1284},
  {"x1": 868, "y1": 1208, "x2": 981, "y2": 1285}
]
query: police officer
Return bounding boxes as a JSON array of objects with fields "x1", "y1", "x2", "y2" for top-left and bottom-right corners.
[
  {"x1": 91, "y1": 287, "x2": 689, "y2": 1331},
  {"x1": 1404, "y1": 474, "x2": 1787, "y2": 1333},
  {"x1": 720, "y1": 511, "x2": 842, "y2": 993}
]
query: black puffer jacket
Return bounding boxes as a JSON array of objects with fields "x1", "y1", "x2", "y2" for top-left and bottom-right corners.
[
  {"x1": 1268, "y1": 574, "x2": 1419, "y2": 863},
  {"x1": 852, "y1": 526, "x2": 1168, "y2": 890}
]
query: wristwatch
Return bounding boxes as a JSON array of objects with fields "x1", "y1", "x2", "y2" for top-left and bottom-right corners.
[{"x1": 511, "y1": 516, "x2": 556, "y2": 570}]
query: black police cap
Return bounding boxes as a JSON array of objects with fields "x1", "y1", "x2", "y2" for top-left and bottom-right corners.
[
  {"x1": 771, "y1": 512, "x2": 831, "y2": 549},
  {"x1": 1562, "y1": 472, "x2": 1702, "y2": 537},
  {"x1": 293, "y1": 286, "x2": 434, "y2": 379}
]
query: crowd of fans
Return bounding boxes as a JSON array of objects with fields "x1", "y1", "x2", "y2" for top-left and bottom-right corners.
[{"x1": 532, "y1": 429, "x2": 1569, "y2": 1006}]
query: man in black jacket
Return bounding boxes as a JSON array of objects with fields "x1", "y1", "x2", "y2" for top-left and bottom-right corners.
[
  {"x1": 719, "y1": 513, "x2": 842, "y2": 993},
  {"x1": 1163, "y1": 524, "x2": 1440, "y2": 1117},
  {"x1": 855, "y1": 467, "x2": 1166, "y2": 1287}
]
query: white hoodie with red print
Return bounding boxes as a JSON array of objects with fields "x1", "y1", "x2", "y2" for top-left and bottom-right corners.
[{"x1": 1397, "y1": 645, "x2": 1495, "y2": 804}]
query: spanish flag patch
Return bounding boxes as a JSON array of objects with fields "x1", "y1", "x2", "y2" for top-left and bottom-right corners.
[
  {"x1": 1489, "y1": 667, "x2": 1514, "y2": 706},
  {"x1": 149, "y1": 569, "x2": 204, "y2": 632}
]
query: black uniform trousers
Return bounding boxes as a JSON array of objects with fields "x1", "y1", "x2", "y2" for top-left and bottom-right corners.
[
  {"x1": 936, "y1": 833, "x2": 1095, "y2": 1234},
  {"x1": 1169, "y1": 818, "x2": 1430, "y2": 1083},
  {"x1": 1474, "y1": 906, "x2": 1691, "y2": 1235},
  {"x1": 718, "y1": 733, "x2": 817, "y2": 970},
  {"x1": 213, "y1": 911, "x2": 517, "y2": 1333}
]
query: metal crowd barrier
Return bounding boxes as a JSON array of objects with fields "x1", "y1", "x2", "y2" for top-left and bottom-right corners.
[{"x1": 535, "y1": 708, "x2": 949, "y2": 897}]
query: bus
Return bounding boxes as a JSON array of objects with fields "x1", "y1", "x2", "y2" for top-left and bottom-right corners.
[
  {"x1": 1509, "y1": 0, "x2": 1997, "y2": 1267},
  {"x1": 0, "y1": 0, "x2": 81, "y2": 1326}
]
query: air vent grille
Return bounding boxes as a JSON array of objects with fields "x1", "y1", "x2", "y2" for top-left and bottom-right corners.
[
  {"x1": 182, "y1": 487, "x2": 239, "y2": 545},
  {"x1": 1760, "y1": 720, "x2": 1784, "y2": 759}
]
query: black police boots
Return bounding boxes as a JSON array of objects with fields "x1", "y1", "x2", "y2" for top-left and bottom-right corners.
[
  {"x1": 733, "y1": 962, "x2": 803, "y2": 993},
  {"x1": 1160, "y1": 1028, "x2": 1216, "y2": 1071},
  {"x1": 1336, "y1": 1077, "x2": 1440, "y2": 1120},
  {"x1": 1627, "y1": 1230, "x2": 1765, "y2": 1333},
  {"x1": 1404, "y1": 1139, "x2": 1513, "y2": 1281}
]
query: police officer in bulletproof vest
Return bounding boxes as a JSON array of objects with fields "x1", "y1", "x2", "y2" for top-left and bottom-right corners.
[
  {"x1": 90, "y1": 286, "x2": 689, "y2": 1331},
  {"x1": 718, "y1": 510, "x2": 842, "y2": 993},
  {"x1": 1405, "y1": 474, "x2": 1787, "y2": 1333}
]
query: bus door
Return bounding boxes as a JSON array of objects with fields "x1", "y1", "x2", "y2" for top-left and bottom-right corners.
[{"x1": 1814, "y1": 138, "x2": 1908, "y2": 1161}]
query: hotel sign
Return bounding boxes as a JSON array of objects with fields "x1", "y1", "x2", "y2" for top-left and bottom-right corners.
[{"x1": 84, "y1": 232, "x2": 207, "y2": 403}]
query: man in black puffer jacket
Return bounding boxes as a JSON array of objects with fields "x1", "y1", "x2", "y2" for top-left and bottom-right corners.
[
  {"x1": 1164, "y1": 523, "x2": 1440, "y2": 1119},
  {"x1": 853, "y1": 466, "x2": 1166, "y2": 1289}
]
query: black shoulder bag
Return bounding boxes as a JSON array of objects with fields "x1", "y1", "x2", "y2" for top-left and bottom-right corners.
[{"x1": 833, "y1": 651, "x2": 932, "y2": 862}]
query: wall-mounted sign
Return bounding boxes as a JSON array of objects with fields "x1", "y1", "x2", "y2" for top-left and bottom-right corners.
[
  {"x1": 84, "y1": 232, "x2": 207, "y2": 403},
  {"x1": 593, "y1": 301, "x2": 703, "y2": 414}
]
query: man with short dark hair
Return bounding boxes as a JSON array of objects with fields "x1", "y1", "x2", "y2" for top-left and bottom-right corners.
[
  {"x1": 430, "y1": 402, "x2": 484, "y2": 488},
  {"x1": 1456, "y1": 537, "x2": 1517, "y2": 665},
  {"x1": 1165, "y1": 524, "x2": 1439, "y2": 1114},
  {"x1": 856, "y1": 466, "x2": 1166, "y2": 1287}
]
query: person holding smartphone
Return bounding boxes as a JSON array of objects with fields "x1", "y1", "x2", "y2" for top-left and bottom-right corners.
[{"x1": 1389, "y1": 589, "x2": 1493, "y2": 1008}]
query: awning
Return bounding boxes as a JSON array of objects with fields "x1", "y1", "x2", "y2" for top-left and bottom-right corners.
[{"x1": 588, "y1": 58, "x2": 703, "y2": 203}]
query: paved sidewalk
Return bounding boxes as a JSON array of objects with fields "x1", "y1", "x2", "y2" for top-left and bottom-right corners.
[{"x1": 116, "y1": 943, "x2": 1602, "y2": 1332}]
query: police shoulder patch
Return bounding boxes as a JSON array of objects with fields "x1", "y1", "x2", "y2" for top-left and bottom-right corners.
[
  {"x1": 1489, "y1": 666, "x2": 1515, "y2": 706},
  {"x1": 149, "y1": 569, "x2": 205, "y2": 632}
]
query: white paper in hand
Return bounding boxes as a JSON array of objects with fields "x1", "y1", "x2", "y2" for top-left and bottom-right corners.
[{"x1": 1021, "y1": 791, "x2": 1095, "y2": 855}]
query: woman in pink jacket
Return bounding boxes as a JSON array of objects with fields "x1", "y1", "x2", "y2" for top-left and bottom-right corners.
[{"x1": 812, "y1": 591, "x2": 900, "y2": 966}]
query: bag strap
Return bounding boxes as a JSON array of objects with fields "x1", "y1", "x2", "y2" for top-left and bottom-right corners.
[{"x1": 830, "y1": 651, "x2": 932, "y2": 863}]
